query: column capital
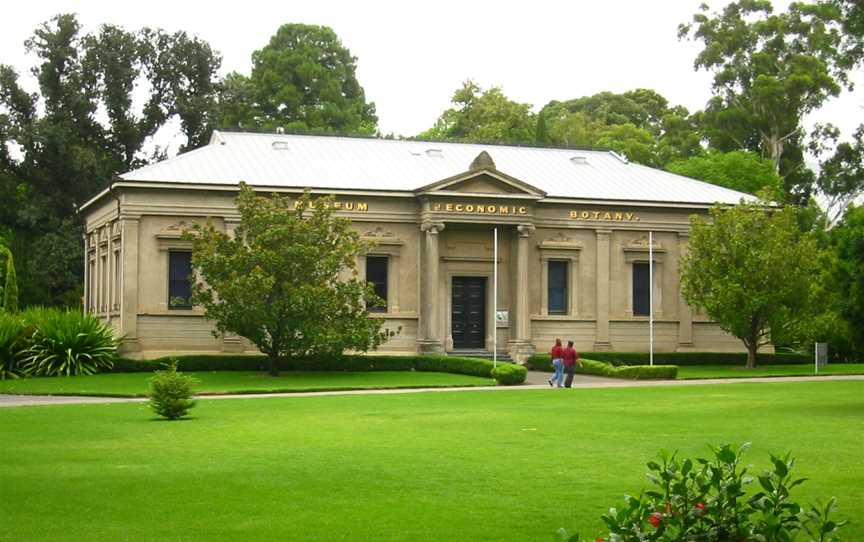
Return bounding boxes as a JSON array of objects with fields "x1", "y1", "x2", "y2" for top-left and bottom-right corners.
[
  {"x1": 420, "y1": 221, "x2": 445, "y2": 234},
  {"x1": 595, "y1": 228, "x2": 612, "y2": 237},
  {"x1": 517, "y1": 223, "x2": 536, "y2": 237}
]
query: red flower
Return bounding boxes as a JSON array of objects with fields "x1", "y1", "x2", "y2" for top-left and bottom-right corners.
[
  {"x1": 595, "y1": 538, "x2": 604, "y2": 542},
  {"x1": 648, "y1": 512, "x2": 662, "y2": 528},
  {"x1": 695, "y1": 502, "x2": 706, "y2": 511}
]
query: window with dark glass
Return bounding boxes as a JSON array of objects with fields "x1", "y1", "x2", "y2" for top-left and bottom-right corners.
[
  {"x1": 366, "y1": 256, "x2": 388, "y2": 312},
  {"x1": 168, "y1": 251, "x2": 193, "y2": 310},
  {"x1": 633, "y1": 262, "x2": 650, "y2": 316},
  {"x1": 548, "y1": 260, "x2": 568, "y2": 314}
]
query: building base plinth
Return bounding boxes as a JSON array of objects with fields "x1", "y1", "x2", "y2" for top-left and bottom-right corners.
[
  {"x1": 507, "y1": 341, "x2": 535, "y2": 364},
  {"x1": 592, "y1": 341, "x2": 612, "y2": 352},
  {"x1": 417, "y1": 340, "x2": 445, "y2": 354}
]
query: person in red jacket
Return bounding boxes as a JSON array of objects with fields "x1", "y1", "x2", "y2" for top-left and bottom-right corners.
[
  {"x1": 562, "y1": 340, "x2": 581, "y2": 388},
  {"x1": 548, "y1": 338, "x2": 564, "y2": 388}
]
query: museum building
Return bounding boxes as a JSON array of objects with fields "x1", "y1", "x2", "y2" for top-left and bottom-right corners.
[{"x1": 80, "y1": 131, "x2": 753, "y2": 360}]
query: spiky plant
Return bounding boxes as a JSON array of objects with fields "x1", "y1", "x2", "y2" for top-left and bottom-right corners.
[
  {"x1": 20, "y1": 309, "x2": 119, "y2": 376},
  {"x1": 0, "y1": 313, "x2": 25, "y2": 379}
]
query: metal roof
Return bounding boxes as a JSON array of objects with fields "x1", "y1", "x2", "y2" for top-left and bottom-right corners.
[{"x1": 118, "y1": 131, "x2": 754, "y2": 206}]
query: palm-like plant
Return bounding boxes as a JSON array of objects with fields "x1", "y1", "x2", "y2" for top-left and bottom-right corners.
[
  {"x1": 0, "y1": 313, "x2": 25, "y2": 379},
  {"x1": 20, "y1": 309, "x2": 119, "y2": 376}
]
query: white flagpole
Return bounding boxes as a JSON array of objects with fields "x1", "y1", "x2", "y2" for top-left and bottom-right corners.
[
  {"x1": 493, "y1": 227, "x2": 498, "y2": 369},
  {"x1": 649, "y1": 231, "x2": 654, "y2": 366}
]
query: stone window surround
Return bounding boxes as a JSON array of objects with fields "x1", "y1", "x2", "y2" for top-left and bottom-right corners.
[
  {"x1": 623, "y1": 243, "x2": 665, "y2": 318},
  {"x1": 537, "y1": 235, "x2": 582, "y2": 318},
  {"x1": 359, "y1": 228, "x2": 404, "y2": 316}
]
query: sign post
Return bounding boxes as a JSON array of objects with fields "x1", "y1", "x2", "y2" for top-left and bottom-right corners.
[{"x1": 815, "y1": 342, "x2": 828, "y2": 374}]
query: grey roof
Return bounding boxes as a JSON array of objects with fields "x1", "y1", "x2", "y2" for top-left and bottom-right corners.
[{"x1": 119, "y1": 131, "x2": 753, "y2": 206}]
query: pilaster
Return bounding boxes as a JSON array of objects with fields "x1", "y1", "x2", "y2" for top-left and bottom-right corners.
[
  {"x1": 594, "y1": 229, "x2": 612, "y2": 350},
  {"x1": 508, "y1": 223, "x2": 536, "y2": 362},
  {"x1": 120, "y1": 217, "x2": 141, "y2": 353},
  {"x1": 418, "y1": 221, "x2": 445, "y2": 353},
  {"x1": 677, "y1": 232, "x2": 694, "y2": 349}
]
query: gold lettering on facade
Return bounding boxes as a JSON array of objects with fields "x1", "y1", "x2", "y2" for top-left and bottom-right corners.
[
  {"x1": 293, "y1": 198, "x2": 369, "y2": 212},
  {"x1": 569, "y1": 209, "x2": 640, "y2": 222},
  {"x1": 429, "y1": 202, "x2": 530, "y2": 216}
]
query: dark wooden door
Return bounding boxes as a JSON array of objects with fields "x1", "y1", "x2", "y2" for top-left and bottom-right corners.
[{"x1": 452, "y1": 277, "x2": 486, "y2": 349}]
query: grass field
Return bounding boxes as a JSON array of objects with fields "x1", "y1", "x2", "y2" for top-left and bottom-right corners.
[
  {"x1": 0, "y1": 370, "x2": 492, "y2": 397},
  {"x1": 676, "y1": 363, "x2": 864, "y2": 379},
  {"x1": 1, "y1": 381, "x2": 861, "y2": 541}
]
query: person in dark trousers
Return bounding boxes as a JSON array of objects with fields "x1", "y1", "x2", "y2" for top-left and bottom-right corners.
[
  {"x1": 548, "y1": 338, "x2": 564, "y2": 388},
  {"x1": 562, "y1": 340, "x2": 581, "y2": 388}
]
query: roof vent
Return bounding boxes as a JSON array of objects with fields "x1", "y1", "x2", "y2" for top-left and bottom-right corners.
[
  {"x1": 425, "y1": 148, "x2": 443, "y2": 158},
  {"x1": 271, "y1": 141, "x2": 291, "y2": 151},
  {"x1": 569, "y1": 155, "x2": 588, "y2": 165}
]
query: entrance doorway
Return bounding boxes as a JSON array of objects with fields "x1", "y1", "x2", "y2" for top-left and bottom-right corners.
[{"x1": 451, "y1": 277, "x2": 486, "y2": 349}]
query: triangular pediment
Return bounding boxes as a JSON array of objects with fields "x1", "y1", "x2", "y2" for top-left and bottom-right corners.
[{"x1": 416, "y1": 168, "x2": 546, "y2": 198}]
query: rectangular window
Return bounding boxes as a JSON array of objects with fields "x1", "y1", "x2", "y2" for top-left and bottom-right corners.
[
  {"x1": 168, "y1": 251, "x2": 193, "y2": 310},
  {"x1": 633, "y1": 262, "x2": 651, "y2": 316},
  {"x1": 547, "y1": 260, "x2": 568, "y2": 314},
  {"x1": 366, "y1": 256, "x2": 388, "y2": 312}
]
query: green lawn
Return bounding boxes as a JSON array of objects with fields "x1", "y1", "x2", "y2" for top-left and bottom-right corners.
[
  {"x1": 1, "y1": 381, "x2": 861, "y2": 541},
  {"x1": 0, "y1": 371, "x2": 492, "y2": 397},
  {"x1": 677, "y1": 363, "x2": 864, "y2": 379}
]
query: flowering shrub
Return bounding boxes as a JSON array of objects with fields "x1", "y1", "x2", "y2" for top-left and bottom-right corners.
[{"x1": 558, "y1": 443, "x2": 847, "y2": 542}]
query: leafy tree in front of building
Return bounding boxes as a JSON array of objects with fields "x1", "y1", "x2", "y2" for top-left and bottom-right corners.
[
  {"x1": 184, "y1": 184, "x2": 395, "y2": 376},
  {"x1": 215, "y1": 23, "x2": 378, "y2": 134},
  {"x1": 680, "y1": 201, "x2": 822, "y2": 368},
  {"x1": 829, "y1": 205, "x2": 864, "y2": 357}
]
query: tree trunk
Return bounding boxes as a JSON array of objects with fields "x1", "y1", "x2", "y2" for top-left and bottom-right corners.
[
  {"x1": 746, "y1": 342, "x2": 758, "y2": 369},
  {"x1": 268, "y1": 353, "x2": 280, "y2": 377}
]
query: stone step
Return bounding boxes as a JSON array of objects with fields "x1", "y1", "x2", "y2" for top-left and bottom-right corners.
[{"x1": 449, "y1": 349, "x2": 513, "y2": 362}]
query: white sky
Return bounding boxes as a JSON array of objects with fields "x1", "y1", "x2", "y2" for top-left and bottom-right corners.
[{"x1": 2, "y1": 0, "x2": 862, "y2": 155}]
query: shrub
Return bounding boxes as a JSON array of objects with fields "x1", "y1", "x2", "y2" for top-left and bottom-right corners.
[
  {"x1": 558, "y1": 443, "x2": 846, "y2": 542},
  {"x1": 0, "y1": 313, "x2": 25, "y2": 379},
  {"x1": 20, "y1": 309, "x2": 119, "y2": 376},
  {"x1": 571, "y1": 359, "x2": 676, "y2": 380},
  {"x1": 113, "y1": 354, "x2": 496, "y2": 378},
  {"x1": 149, "y1": 360, "x2": 198, "y2": 420},
  {"x1": 491, "y1": 363, "x2": 527, "y2": 385},
  {"x1": 527, "y1": 351, "x2": 811, "y2": 369}
]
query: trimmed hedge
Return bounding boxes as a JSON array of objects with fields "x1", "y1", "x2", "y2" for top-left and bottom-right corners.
[
  {"x1": 491, "y1": 363, "x2": 527, "y2": 385},
  {"x1": 113, "y1": 354, "x2": 496, "y2": 378},
  {"x1": 574, "y1": 359, "x2": 677, "y2": 380},
  {"x1": 526, "y1": 351, "x2": 811, "y2": 369}
]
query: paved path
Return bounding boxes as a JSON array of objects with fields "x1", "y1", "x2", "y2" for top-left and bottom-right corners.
[{"x1": 0, "y1": 372, "x2": 861, "y2": 408}]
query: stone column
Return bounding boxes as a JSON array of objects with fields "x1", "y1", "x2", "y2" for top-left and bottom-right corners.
[
  {"x1": 120, "y1": 218, "x2": 141, "y2": 353},
  {"x1": 594, "y1": 229, "x2": 612, "y2": 350},
  {"x1": 677, "y1": 232, "x2": 694, "y2": 349},
  {"x1": 508, "y1": 224, "x2": 536, "y2": 362},
  {"x1": 418, "y1": 221, "x2": 445, "y2": 353},
  {"x1": 222, "y1": 218, "x2": 245, "y2": 353},
  {"x1": 83, "y1": 234, "x2": 90, "y2": 313}
]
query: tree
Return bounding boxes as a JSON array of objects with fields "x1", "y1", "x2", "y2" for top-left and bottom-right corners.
[
  {"x1": 811, "y1": 124, "x2": 864, "y2": 221},
  {"x1": 679, "y1": 1, "x2": 850, "y2": 201},
  {"x1": 667, "y1": 150, "x2": 784, "y2": 197},
  {"x1": 184, "y1": 184, "x2": 394, "y2": 376},
  {"x1": 0, "y1": 245, "x2": 17, "y2": 313},
  {"x1": 418, "y1": 80, "x2": 535, "y2": 143},
  {"x1": 830, "y1": 205, "x2": 864, "y2": 355},
  {"x1": 0, "y1": 14, "x2": 220, "y2": 307},
  {"x1": 539, "y1": 89, "x2": 702, "y2": 166},
  {"x1": 215, "y1": 24, "x2": 377, "y2": 134},
  {"x1": 680, "y1": 201, "x2": 821, "y2": 368}
]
